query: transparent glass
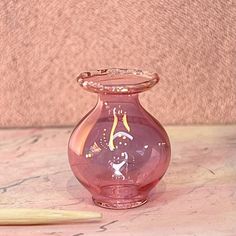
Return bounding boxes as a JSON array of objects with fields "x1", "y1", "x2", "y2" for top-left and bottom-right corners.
[{"x1": 68, "y1": 68, "x2": 171, "y2": 209}]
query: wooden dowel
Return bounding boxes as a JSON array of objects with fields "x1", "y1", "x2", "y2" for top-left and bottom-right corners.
[{"x1": 0, "y1": 208, "x2": 102, "y2": 225}]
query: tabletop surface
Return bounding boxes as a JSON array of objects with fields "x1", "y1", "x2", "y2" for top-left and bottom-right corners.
[{"x1": 0, "y1": 126, "x2": 235, "y2": 236}]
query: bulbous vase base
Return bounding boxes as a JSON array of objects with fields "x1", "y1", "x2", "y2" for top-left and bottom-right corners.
[{"x1": 91, "y1": 184, "x2": 147, "y2": 209}]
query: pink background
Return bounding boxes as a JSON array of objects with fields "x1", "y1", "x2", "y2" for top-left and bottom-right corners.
[{"x1": 0, "y1": 0, "x2": 235, "y2": 127}]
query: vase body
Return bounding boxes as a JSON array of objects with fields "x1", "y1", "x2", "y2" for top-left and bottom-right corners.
[{"x1": 68, "y1": 68, "x2": 171, "y2": 209}]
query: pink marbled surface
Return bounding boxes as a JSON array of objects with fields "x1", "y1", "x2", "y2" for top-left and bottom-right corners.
[
  {"x1": 0, "y1": 0, "x2": 236, "y2": 127},
  {"x1": 0, "y1": 126, "x2": 235, "y2": 235}
]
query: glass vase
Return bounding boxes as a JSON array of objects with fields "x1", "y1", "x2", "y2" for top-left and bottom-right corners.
[{"x1": 68, "y1": 68, "x2": 171, "y2": 209}]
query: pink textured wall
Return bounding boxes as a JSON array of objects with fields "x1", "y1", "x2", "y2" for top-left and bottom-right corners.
[{"x1": 0, "y1": 0, "x2": 235, "y2": 127}]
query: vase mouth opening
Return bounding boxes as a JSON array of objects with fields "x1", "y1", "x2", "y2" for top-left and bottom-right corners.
[{"x1": 77, "y1": 68, "x2": 159, "y2": 94}]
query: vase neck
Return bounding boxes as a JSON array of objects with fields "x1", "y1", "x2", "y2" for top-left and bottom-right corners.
[{"x1": 98, "y1": 94, "x2": 139, "y2": 104}]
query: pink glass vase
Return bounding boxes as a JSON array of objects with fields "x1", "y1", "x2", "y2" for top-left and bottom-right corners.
[{"x1": 68, "y1": 68, "x2": 171, "y2": 209}]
